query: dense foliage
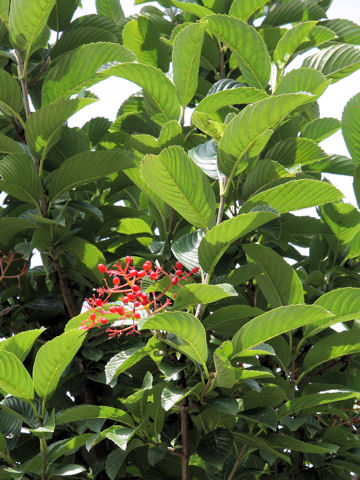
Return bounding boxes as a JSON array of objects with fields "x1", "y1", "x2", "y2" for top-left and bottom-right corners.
[{"x1": 3, "y1": 0, "x2": 360, "y2": 478}]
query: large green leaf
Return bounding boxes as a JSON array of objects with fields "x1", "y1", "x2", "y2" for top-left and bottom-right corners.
[
  {"x1": 274, "y1": 21, "x2": 317, "y2": 69},
  {"x1": 303, "y1": 329, "x2": 360, "y2": 375},
  {"x1": 25, "y1": 98, "x2": 95, "y2": 159},
  {"x1": 0, "y1": 69, "x2": 23, "y2": 121},
  {"x1": 233, "y1": 432, "x2": 290, "y2": 464},
  {"x1": 170, "y1": 1, "x2": 213, "y2": 17},
  {"x1": 262, "y1": 0, "x2": 325, "y2": 26},
  {"x1": 322, "y1": 19, "x2": 360, "y2": 45},
  {"x1": 139, "y1": 312, "x2": 208, "y2": 370},
  {"x1": 213, "y1": 342, "x2": 235, "y2": 388},
  {"x1": 95, "y1": 0, "x2": 124, "y2": 23},
  {"x1": 342, "y1": 92, "x2": 360, "y2": 165},
  {"x1": 59, "y1": 236, "x2": 106, "y2": 282},
  {"x1": 301, "y1": 117, "x2": 340, "y2": 142},
  {"x1": 172, "y1": 22, "x2": 205, "y2": 107},
  {"x1": 278, "y1": 390, "x2": 360, "y2": 417},
  {"x1": 0, "y1": 154, "x2": 43, "y2": 206},
  {"x1": 42, "y1": 43, "x2": 135, "y2": 105},
  {"x1": 218, "y1": 93, "x2": 313, "y2": 177},
  {"x1": 194, "y1": 87, "x2": 268, "y2": 115},
  {"x1": 232, "y1": 304, "x2": 334, "y2": 355},
  {"x1": 0, "y1": 133, "x2": 25, "y2": 154},
  {"x1": 188, "y1": 140, "x2": 221, "y2": 180},
  {"x1": 243, "y1": 243, "x2": 304, "y2": 307},
  {"x1": 229, "y1": 0, "x2": 269, "y2": 21},
  {"x1": 9, "y1": 0, "x2": 55, "y2": 54},
  {"x1": 199, "y1": 211, "x2": 278, "y2": 275},
  {"x1": 320, "y1": 202, "x2": 360, "y2": 246},
  {"x1": 0, "y1": 329, "x2": 44, "y2": 362},
  {"x1": 203, "y1": 305, "x2": 263, "y2": 336},
  {"x1": 275, "y1": 67, "x2": 328, "y2": 96},
  {"x1": 0, "y1": 217, "x2": 34, "y2": 246},
  {"x1": 265, "y1": 138, "x2": 328, "y2": 168},
  {"x1": 32, "y1": 329, "x2": 86, "y2": 403},
  {"x1": 105, "y1": 63, "x2": 180, "y2": 124},
  {"x1": 173, "y1": 283, "x2": 237, "y2": 310},
  {"x1": 141, "y1": 146, "x2": 216, "y2": 229},
  {"x1": 207, "y1": 14, "x2": 271, "y2": 89},
  {"x1": 56, "y1": 405, "x2": 133, "y2": 427},
  {"x1": 0, "y1": 351, "x2": 34, "y2": 400},
  {"x1": 171, "y1": 230, "x2": 203, "y2": 271},
  {"x1": 303, "y1": 44, "x2": 360, "y2": 82},
  {"x1": 267, "y1": 433, "x2": 338, "y2": 454},
  {"x1": 47, "y1": 149, "x2": 134, "y2": 204},
  {"x1": 240, "y1": 179, "x2": 342, "y2": 214}
]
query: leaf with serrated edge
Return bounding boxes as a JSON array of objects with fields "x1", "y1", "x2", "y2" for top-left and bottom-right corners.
[
  {"x1": 274, "y1": 21, "x2": 317, "y2": 68},
  {"x1": 229, "y1": 0, "x2": 269, "y2": 21},
  {"x1": 342, "y1": 92, "x2": 360, "y2": 164}
]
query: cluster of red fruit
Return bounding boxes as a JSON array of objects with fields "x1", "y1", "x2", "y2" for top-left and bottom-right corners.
[{"x1": 80, "y1": 256, "x2": 199, "y2": 338}]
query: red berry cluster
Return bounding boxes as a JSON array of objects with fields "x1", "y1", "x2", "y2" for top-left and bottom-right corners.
[{"x1": 80, "y1": 257, "x2": 199, "y2": 338}]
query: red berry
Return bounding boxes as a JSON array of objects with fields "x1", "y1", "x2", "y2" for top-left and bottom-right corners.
[
  {"x1": 143, "y1": 261, "x2": 152, "y2": 271},
  {"x1": 171, "y1": 277, "x2": 178, "y2": 285},
  {"x1": 134, "y1": 313, "x2": 140, "y2": 319},
  {"x1": 125, "y1": 256, "x2": 133, "y2": 264},
  {"x1": 132, "y1": 285, "x2": 140, "y2": 293},
  {"x1": 141, "y1": 298, "x2": 149, "y2": 306},
  {"x1": 116, "y1": 306, "x2": 124, "y2": 314},
  {"x1": 98, "y1": 264, "x2": 107, "y2": 273},
  {"x1": 123, "y1": 296, "x2": 129, "y2": 304},
  {"x1": 175, "y1": 269, "x2": 183, "y2": 276},
  {"x1": 191, "y1": 267, "x2": 200, "y2": 274},
  {"x1": 95, "y1": 298, "x2": 103, "y2": 306},
  {"x1": 113, "y1": 277, "x2": 120, "y2": 286},
  {"x1": 89, "y1": 312, "x2": 97, "y2": 321},
  {"x1": 149, "y1": 272, "x2": 158, "y2": 280},
  {"x1": 109, "y1": 306, "x2": 117, "y2": 313},
  {"x1": 137, "y1": 270, "x2": 147, "y2": 278},
  {"x1": 129, "y1": 269, "x2": 138, "y2": 277},
  {"x1": 134, "y1": 300, "x2": 141, "y2": 307},
  {"x1": 175, "y1": 262, "x2": 183, "y2": 270},
  {"x1": 100, "y1": 318, "x2": 108, "y2": 325},
  {"x1": 127, "y1": 293, "x2": 136, "y2": 301}
]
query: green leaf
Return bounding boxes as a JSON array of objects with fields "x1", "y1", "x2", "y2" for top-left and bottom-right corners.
[
  {"x1": 95, "y1": 0, "x2": 124, "y2": 23},
  {"x1": 275, "y1": 67, "x2": 328, "y2": 96},
  {"x1": 139, "y1": 312, "x2": 208, "y2": 369},
  {"x1": 0, "y1": 329, "x2": 44, "y2": 361},
  {"x1": 322, "y1": 19, "x2": 360, "y2": 45},
  {"x1": 320, "y1": 202, "x2": 360, "y2": 246},
  {"x1": 173, "y1": 283, "x2": 237, "y2": 310},
  {"x1": 32, "y1": 329, "x2": 86, "y2": 403},
  {"x1": 0, "y1": 351, "x2": 34, "y2": 400},
  {"x1": 114, "y1": 217, "x2": 153, "y2": 246},
  {"x1": 232, "y1": 432, "x2": 290, "y2": 464},
  {"x1": 342, "y1": 92, "x2": 360, "y2": 165},
  {"x1": 56, "y1": 405, "x2": 133, "y2": 427},
  {"x1": 267, "y1": 138, "x2": 328, "y2": 167},
  {"x1": 243, "y1": 243, "x2": 304, "y2": 307},
  {"x1": 303, "y1": 44, "x2": 360, "y2": 82},
  {"x1": 218, "y1": 93, "x2": 313, "y2": 177},
  {"x1": 213, "y1": 342, "x2": 235, "y2": 388},
  {"x1": 278, "y1": 390, "x2": 360, "y2": 417},
  {"x1": 59, "y1": 236, "x2": 106, "y2": 282},
  {"x1": 47, "y1": 149, "x2": 134, "y2": 203},
  {"x1": 161, "y1": 383, "x2": 202, "y2": 411},
  {"x1": 42, "y1": 43, "x2": 135, "y2": 105},
  {"x1": 303, "y1": 330, "x2": 360, "y2": 375},
  {"x1": 198, "y1": 429, "x2": 233, "y2": 471},
  {"x1": 106, "y1": 63, "x2": 180, "y2": 124},
  {"x1": 0, "y1": 217, "x2": 35, "y2": 246},
  {"x1": 171, "y1": 230, "x2": 203, "y2": 271},
  {"x1": 203, "y1": 305, "x2": 263, "y2": 336},
  {"x1": 207, "y1": 14, "x2": 271, "y2": 89},
  {"x1": 25, "y1": 98, "x2": 95, "y2": 159},
  {"x1": 199, "y1": 211, "x2": 279, "y2": 275},
  {"x1": 274, "y1": 21, "x2": 317, "y2": 69},
  {"x1": 267, "y1": 433, "x2": 338, "y2": 454},
  {"x1": 141, "y1": 146, "x2": 216, "y2": 229},
  {"x1": 48, "y1": 0, "x2": 77, "y2": 31},
  {"x1": 9, "y1": 0, "x2": 55, "y2": 54},
  {"x1": 262, "y1": 0, "x2": 325, "y2": 26},
  {"x1": 188, "y1": 140, "x2": 221, "y2": 180},
  {"x1": 241, "y1": 179, "x2": 343, "y2": 214},
  {"x1": 105, "y1": 338, "x2": 159, "y2": 384},
  {"x1": 0, "y1": 69, "x2": 23, "y2": 121},
  {"x1": 301, "y1": 117, "x2": 340, "y2": 142},
  {"x1": 232, "y1": 304, "x2": 334, "y2": 355},
  {"x1": 106, "y1": 427, "x2": 134, "y2": 451},
  {"x1": 0, "y1": 154, "x2": 43, "y2": 206},
  {"x1": 0, "y1": 133, "x2": 25, "y2": 154},
  {"x1": 170, "y1": 1, "x2": 213, "y2": 17},
  {"x1": 229, "y1": 0, "x2": 269, "y2": 21},
  {"x1": 172, "y1": 22, "x2": 205, "y2": 107}
]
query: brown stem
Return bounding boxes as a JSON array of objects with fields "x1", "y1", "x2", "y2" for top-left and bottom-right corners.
[
  {"x1": 181, "y1": 398, "x2": 190, "y2": 480},
  {"x1": 227, "y1": 444, "x2": 248, "y2": 480},
  {"x1": 50, "y1": 247, "x2": 80, "y2": 318},
  {"x1": 220, "y1": 44, "x2": 226, "y2": 79}
]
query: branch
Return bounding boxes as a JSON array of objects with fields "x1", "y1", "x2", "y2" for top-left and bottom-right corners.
[
  {"x1": 181, "y1": 398, "x2": 190, "y2": 480},
  {"x1": 227, "y1": 444, "x2": 248, "y2": 480}
]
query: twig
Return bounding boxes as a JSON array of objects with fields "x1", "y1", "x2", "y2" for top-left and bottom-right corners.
[
  {"x1": 227, "y1": 444, "x2": 248, "y2": 480},
  {"x1": 181, "y1": 397, "x2": 190, "y2": 480}
]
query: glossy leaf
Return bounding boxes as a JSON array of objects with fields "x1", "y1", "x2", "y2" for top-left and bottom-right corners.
[
  {"x1": 342, "y1": 92, "x2": 360, "y2": 164},
  {"x1": 199, "y1": 211, "x2": 278, "y2": 275},
  {"x1": 0, "y1": 351, "x2": 34, "y2": 400},
  {"x1": 25, "y1": 98, "x2": 95, "y2": 158},
  {"x1": 243, "y1": 243, "x2": 304, "y2": 307},
  {"x1": 241, "y1": 179, "x2": 343, "y2": 214},
  {"x1": 171, "y1": 230, "x2": 203, "y2": 271},
  {"x1": 47, "y1": 150, "x2": 134, "y2": 203},
  {"x1": 172, "y1": 22, "x2": 205, "y2": 107},
  {"x1": 42, "y1": 43, "x2": 135, "y2": 105},
  {"x1": 173, "y1": 283, "x2": 237, "y2": 310},
  {"x1": 106, "y1": 63, "x2": 180, "y2": 124},
  {"x1": 56, "y1": 405, "x2": 133, "y2": 426},
  {"x1": 141, "y1": 146, "x2": 216, "y2": 229},
  {"x1": 188, "y1": 140, "x2": 222, "y2": 180},
  {"x1": 207, "y1": 15, "x2": 271, "y2": 89},
  {"x1": 194, "y1": 87, "x2": 268, "y2": 115},
  {"x1": 229, "y1": 0, "x2": 268, "y2": 21},
  {"x1": 218, "y1": 93, "x2": 313, "y2": 177},
  {"x1": 232, "y1": 304, "x2": 334, "y2": 355},
  {"x1": 139, "y1": 312, "x2": 208, "y2": 369},
  {"x1": 262, "y1": 0, "x2": 325, "y2": 26},
  {"x1": 274, "y1": 21, "x2": 317, "y2": 68},
  {"x1": 32, "y1": 329, "x2": 86, "y2": 403},
  {"x1": 0, "y1": 329, "x2": 44, "y2": 362}
]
